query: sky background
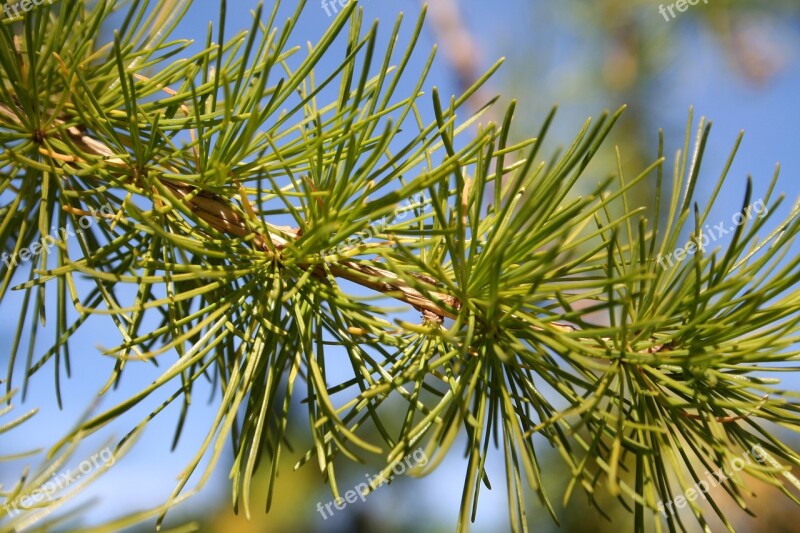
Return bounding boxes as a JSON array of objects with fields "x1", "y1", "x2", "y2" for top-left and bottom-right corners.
[{"x1": 1, "y1": 1, "x2": 800, "y2": 532}]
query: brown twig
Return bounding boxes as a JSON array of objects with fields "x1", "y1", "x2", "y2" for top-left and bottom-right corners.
[
  {"x1": 0, "y1": 100, "x2": 613, "y2": 347},
  {"x1": 0, "y1": 100, "x2": 464, "y2": 320}
]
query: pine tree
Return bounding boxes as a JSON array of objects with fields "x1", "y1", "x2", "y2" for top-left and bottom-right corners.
[{"x1": 2, "y1": 1, "x2": 799, "y2": 531}]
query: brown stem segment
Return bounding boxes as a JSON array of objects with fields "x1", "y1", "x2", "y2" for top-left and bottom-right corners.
[
  {"x1": 1, "y1": 101, "x2": 594, "y2": 338},
  {"x1": 1, "y1": 101, "x2": 465, "y2": 322}
]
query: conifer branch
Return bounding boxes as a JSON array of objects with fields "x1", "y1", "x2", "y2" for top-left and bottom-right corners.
[{"x1": 3, "y1": 3, "x2": 800, "y2": 532}]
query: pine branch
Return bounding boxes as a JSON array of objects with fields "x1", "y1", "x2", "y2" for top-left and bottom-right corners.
[
  {"x1": 3, "y1": 99, "x2": 604, "y2": 339},
  {"x1": 3, "y1": 3, "x2": 800, "y2": 532}
]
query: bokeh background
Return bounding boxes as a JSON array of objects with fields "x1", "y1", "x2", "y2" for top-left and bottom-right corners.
[{"x1": 2, "y1": 1, "x2": 800, "y2": 531}]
